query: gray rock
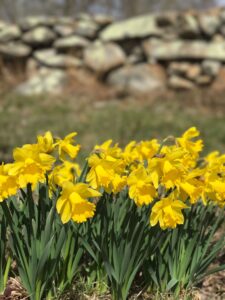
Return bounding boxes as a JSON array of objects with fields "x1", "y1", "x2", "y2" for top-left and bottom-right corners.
[
  {"x1": 0, "y1": 42, "x2": 31, "y2": 58},
  {"x1": 202, "y1": 60, "x2": 221, "y2": 77},
  {"x1": 0, "y1": 25, "x2": 21, "y2": 42},
  {"x1": 19, "y1": 16, "x2": 56, "y2": 31},
  {"x1": 54, "y1": 24, "x2": 75, "y2": 37},
  {"x1": 16, "y1": 68, "x2": 67, "y2": 95},
  {"x1": 177, "y1": 14, "x2": 200, "y2": 38},
  {"x1": 34, "y1": 49, "x2": 82, "y2": 68},
  {"x1": 54, "y1": 35, "x2": 90, "y2": 57},
  {"x1": 168, "y1": 75, "x2": 195, "y2": 90},
  {"x1": 100, "y1": 14, "x2": 162, "y2": 41},
  {"x1": 22, "y1": 26, "x2": 57, "y2": 47},
  {"x1": 74, "y1": 20, "x2": 99, "y2": 39},
  {"x1": 168, "y1": 62, "x2": 192, "y2": 76},
  {"x1": 143, "y1": 39, "x2": 225, "y2": 61},
  {"x1": 93, "y1": 14, "x2": 113, "y2": 27},
  {"x1": 198, "y1": 14, "x2": 220, "y2": 37},
  {"x1": 76, "y1": 13, "x2": 93, "y2": 22},
  {"x1": 56, "y1": 17, "x2": 74, "y2": 26},
  {"x1": 107, "y1": 63, "x2": 166, "y2": 94},
  {"x1": 84, "y1": 42, "x2": 126, "y2": 74}
]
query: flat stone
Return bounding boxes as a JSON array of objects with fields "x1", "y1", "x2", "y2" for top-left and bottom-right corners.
[
  {"x1": 84, "y1": 42, "x2": 126, "y2": 74},
  {"x1": 168, "y1": 62, "x2": 192, "y2": 76},
  {"x1": 16, "y1": 68, "x2": 67, "y2": 95},
  {"x1": 54, "y1": 24, "x2": 75, "y2": 37},
  {"x1": 56, "y1": 17, "x2": 74, "y2": 26},
  {"x1": 74, "y1": 20, "x2": 99, "y2": 39},
  {"x1": 54, "y1": 35, "x2": 89, "y2": 56},
  {"x1": 0, "y1": 25, "x2": 21, "y2": 42},
  {"x1": 168, "y1": 75, "x2": 195, "y2": 90},
  {"x1": 76, "y1": 13, "x2": 93, "y2": 22},
  {"x1": 107, "y1": 63, "x2": 166, "y2": 94},
  {"x1": 202, "y1": 60, "x2": 221, "y2": 77},
  {"x1": 19, "y1": 16, "x2": 56, "y2": 31},
  {"x1": 143, "y1": 39, "x2": 225, "y2": 61},
  {"x1": 0, "y1": 42, "x2": 31, "y2": 58},
  {"x1": 198, "y1": 14, "x2": 220, "y2": 37},
  {"x1": 93, "y1": 14, "x2": 113, "y2": 27},
  {"x1": 22, "y1": 26, "x2": 57, "y2": 47},
  {"x1": 100, "y1": 14, "x2": 162, "y2": 41},
  {"x1": 34, "y1": 49, "x2": 82, "y2": 68}
]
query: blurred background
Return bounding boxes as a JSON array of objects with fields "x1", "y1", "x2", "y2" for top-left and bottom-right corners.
[
  {"x1": 0, "y1": 0, "x2": 225, "y2": 164},
  {"x1": 0, "y1": 0, "x2": 225, "y2": 20}
]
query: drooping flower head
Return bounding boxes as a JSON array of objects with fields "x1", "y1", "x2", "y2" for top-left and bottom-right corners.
[
  {"x1": 37, "y1": 131, "x2": 55, "y2": 154},
  {"x1": 55, "y1": 132, "x2": 80, "y2": 161},
  {"x1": 0, "y1": 164, "x2": 18, "y2": 201},
  {"x1": 150, "y1": 194, "x2": 188, "y2": 230},
  {"x1": 128, "y1": 165, "x2": 157, "y2": 206},
  {"x1": 9, "y1": 144, "x2": 55, "y2": 189},
  {"x1": 56, "y1": 181, "x2": 101, "y2": 224}
]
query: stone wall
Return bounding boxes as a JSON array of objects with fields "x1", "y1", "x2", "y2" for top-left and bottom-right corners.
[{"x1": 2, "y1": 8, "x2": 225, "y2": 95}]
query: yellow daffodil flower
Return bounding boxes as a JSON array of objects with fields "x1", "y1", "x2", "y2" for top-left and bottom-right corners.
[
  {"x1": 56, "y1": 181, "x2": 101, "y2": 223},
  {"x1": 150, "y1": 195, "x2": 188, "y2": 230},
  {"x1": 37, "y1": 131, "x2": 54, "y2": 153},
  {"x1": 127, "y1": 165, "x2": 157, "y2": 206},
  {"x1": 55, "y1": 132, "x2": 80, "y2": 161},
  {"x1": 0, "y1": 164, "x2": 18, "y2": 201},
  {"x1": 9, "y1": 144, "x2": 55, "y2": 188}
]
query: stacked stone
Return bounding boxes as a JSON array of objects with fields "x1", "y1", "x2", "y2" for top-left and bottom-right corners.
[{"x1": 1, "y1": 8, "x2": 225, "y2": 94}]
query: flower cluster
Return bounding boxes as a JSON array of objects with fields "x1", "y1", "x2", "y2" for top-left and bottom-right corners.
[{"x1": 1, "y1": 128, "x2": 224, "y2": 230}]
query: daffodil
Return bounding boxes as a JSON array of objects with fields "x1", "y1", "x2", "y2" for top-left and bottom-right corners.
[
  {"x1": 0, "y1": 164, "x2": 18, "y2": 201},
  {"x1": 136, "y1": 139, "x2": 159, "y2": 160},
  {"x1": 127, "y1": 165, "x2": 156, "y2": 206},
  {"x1": 55, "y1": 132, "x2": 80, "y2": 161},
  {"x1": 9, "y1": 144, "x2": 55, "y2": 188},
  {"x1": 56, "y1": 181, "x2": 101, "y2": 223},
  {"x1": 177, "y1": 127, "x2": 203, "y2": 157},
  {"x1": 150, "y1": 195, "x2": 188, "y2": 230},
  {"x1": 87, "y1": 153, "x2": 126, "y2": 192},
  {"x1": 37, "y1": 131, "x2": 54, "y2": 153},
  {"x1": 94, "y1": 140, "x2": 122, "y2": 160},
  {"x1": 49, "y1": 160, "x2": 81, "y2": 189}
]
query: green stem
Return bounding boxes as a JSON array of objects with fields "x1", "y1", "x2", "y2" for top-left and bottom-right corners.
[
  {"x1": 3, "y1": 257, "x2": 12, "y2": 289},
  {"x1": 27, "y1": 183, "x2": 35, "y2": 221}
]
